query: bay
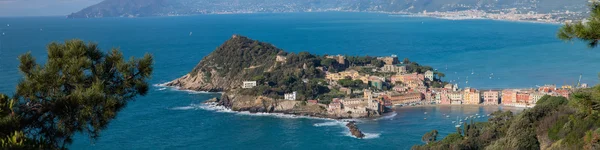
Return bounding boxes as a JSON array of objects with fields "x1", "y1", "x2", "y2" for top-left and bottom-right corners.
[{"x1": 0, "y1": 12, "x2": 593, "y2": 149}]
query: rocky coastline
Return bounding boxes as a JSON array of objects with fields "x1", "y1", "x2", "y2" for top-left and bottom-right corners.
[{"x1": 346, "y1": 122, "x2": 365, "y2": 139}]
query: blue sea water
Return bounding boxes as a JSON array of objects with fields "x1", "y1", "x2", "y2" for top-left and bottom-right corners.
[{"x1": 0, "y1": 12, "x2": 594, "y2": 149}]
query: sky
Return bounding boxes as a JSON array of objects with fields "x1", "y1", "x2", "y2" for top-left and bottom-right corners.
[{"x1": 0, "y1": 0, "x2": 102, "y2": 17}]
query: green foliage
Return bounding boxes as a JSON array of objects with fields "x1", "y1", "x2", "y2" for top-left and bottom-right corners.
[
  {"x1": 0, "y1": 39, "x2": 153, "y2": 149},
  {"x1": 421, "y1": 130, "x2": 439, "y2": 144},
  {"x1": 558, "y1": 2, "x2": 600, "y2": 48}
]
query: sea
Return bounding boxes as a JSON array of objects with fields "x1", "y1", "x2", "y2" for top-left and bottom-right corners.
[{"x1": 0, "y1": 12, "x2": 596, "y2": 149}]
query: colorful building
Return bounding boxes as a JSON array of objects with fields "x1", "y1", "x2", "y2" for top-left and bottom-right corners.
[{"x1": 483, "y1": 90, "x2": 499, "y2": 105}]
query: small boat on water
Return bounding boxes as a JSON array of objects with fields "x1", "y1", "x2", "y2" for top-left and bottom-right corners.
[
  {"x1": 452, "y1": 121, "x2": 456, "y2": 123},
  {"x1": 455, "y1": 124, "x2": 461, "y2": 128},
  {"x1": 424, "y1": 118, "x2": 427, "y2": 120},
  {"x1": 424, "y1": 112, "x2": 427, "y2": 114},
  {"x1": 446, "y1": 115, "x2": 450, "y2": 118}
]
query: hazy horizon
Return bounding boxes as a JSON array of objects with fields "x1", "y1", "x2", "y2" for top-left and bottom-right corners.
[{"x1": 0, "y1": 0, "x2": 102, "y2": 17}]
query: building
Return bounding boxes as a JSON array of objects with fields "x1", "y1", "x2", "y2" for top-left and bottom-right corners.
[
  {"x1": 448, "y1": 91, "x2": 463, "y2": 104},
  {"x1": 393, "y1": 85, "x2": 408, "y2": 92},
  {"x1": 501, "y1": 89, "x2": 517, "y2": 105},
  {"x1": 538, "y1": 84, "x2": 556, "y2": 93},
  {"x1": 483, "y1": 90, "x2": 499, "y2": 105},
  {"x1": 242, "y1": 81, "x2": 257, "y2": 89},
  {"x1": 424, "y1": 70, "x2": 434, "y2": 81},
  {"x1": 516, "y1": 92, "x2": 530, "y2": 104},
  {"x1": 325, "y1": 70, "x2": 369, "y2": 84},
  {"x1": 387, "y1": 92, "x2": 423, "y2": 105},
  {"x1": 377, "y1": 55, "x2": 399, "y2": 65},
  {"x1": 529, "y1": 92, "x2": 545, "y2": 104},
  {"x1": 363, "y1": 89, "x2": 373, "y2": 99},
  {"x1": 444, "y1": 84, "x2": 459, "y2": 91},
  {"x1": 327, "y1": 98, "x2": 343, "y2": 114},
  {"x1": 431, "y1": 88, "x2": 449, "y2": 104},
  {"x1": 381, "y1": 64, "x2": 407, "y2": 74},
  {"x1": 326, "y1": 55, "x2": 346, "y2": 64},
  {"x1": 284, "y1": 91, "x2": 297, "y2": 100},
  {"x1": 463, "y1": 88, "x2": 481, "y2": 105},
  {"x1": 276, "y1": 55, "x2": 287, "y2": 63},
  {"x1": 555, "y1": 89, "x2": 570, "y2": 99}
]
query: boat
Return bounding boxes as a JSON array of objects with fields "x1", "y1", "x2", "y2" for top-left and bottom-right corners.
[
  {"x1": 471, "y1": 69, "x2": 474, "y2": 75},
  {"x1": 446, "y1": 115, "x2": 450, "y2": 118},
  {"x1": 6, "y1": 24, "x2": 9, "y2": 27},
  {"x1": 455, "y1": 124, "x2": 461, "y2": 128},
  {"x1": 452, "y1": 121, "x2": 456, "y2": 123},
  {"x1": 424, "y1": 112, "x2": 427, "y2": 114},
  {"x1": 424, "y1": 118, "x2": 427, "y2": 120},
  {"x1": 1, "y1": 32, "x2": 4, "y2": 36},
  {"x1": 189, "y1": 32, "x2": 193, "y2": 36}
]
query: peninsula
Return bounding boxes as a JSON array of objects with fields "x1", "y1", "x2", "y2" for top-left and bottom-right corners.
[{"x1": 166, "y1": 35, "x2": 582, "y2": 120}]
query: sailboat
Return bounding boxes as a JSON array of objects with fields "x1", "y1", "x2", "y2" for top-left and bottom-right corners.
[
  {"x1": 471, "y1": 69, "x2": 474, "y2": 75},
  {"x1": 454, "y1": 117, "x2": 461, "y2": 128}
]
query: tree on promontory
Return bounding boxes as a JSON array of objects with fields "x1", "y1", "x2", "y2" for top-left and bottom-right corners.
[
  {"x1": 558, "y1": 2, "x2": 600, "y2": 48},
  {"x1": 0, "y1": 40, "x2": 153, "y2": 149}
]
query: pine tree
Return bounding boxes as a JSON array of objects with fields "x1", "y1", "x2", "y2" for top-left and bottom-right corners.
[
  {"x1": 558, "y1": 2, "x2": 600, "y2": 48},
  {"x1": 0, "y1": 39, "x2": 153, "y2": 149}
]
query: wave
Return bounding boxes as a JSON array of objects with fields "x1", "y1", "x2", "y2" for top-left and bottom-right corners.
[
  {"x1": 172, "y1": 102, "x2": 332, "y2": 120},
  {"x1": 313, "y1": 120, "x2": 380, "y2": 139},
  {"x1": 343, "y1": 130, "x2": 381, "y2": 139},
  {"x1": 173, "y1": 102, "x2": 380, "y2": 139},
  {"x1": 314, "y1": 121, "x2": 346, "y2": 127},
  {"x1": 153, "y1": 82, "x2": 222, "y2": 94},
  {"x1": 374, "y1": 112, "x2": 397, "y2": 121}
]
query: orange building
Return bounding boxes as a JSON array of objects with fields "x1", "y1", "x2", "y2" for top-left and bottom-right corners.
[{"x1": 516, "y1": 93, "x2": 530, "y2": 104}]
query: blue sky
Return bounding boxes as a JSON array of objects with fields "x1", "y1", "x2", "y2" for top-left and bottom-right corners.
[{"x1": 0, "y1": 0, "x2": 102, "y2": 16}]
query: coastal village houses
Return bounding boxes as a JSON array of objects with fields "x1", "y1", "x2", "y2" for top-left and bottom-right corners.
[
  {"x1": 284, "y1": 92, "x2": 297, "y2": 101},
  {"x1": 242, "y1": 81, "x2": 257, "y2": 89},
  {"x1": 483, "y1": 90, "x2": 500, "y2": 105}
]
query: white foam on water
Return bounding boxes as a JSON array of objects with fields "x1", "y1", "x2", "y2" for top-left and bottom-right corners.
[
  {"x1": 343, "y1": 130, "x2": 381, "y2": 139},
  {"x1": 314, "y1": 121, "x2": 346, "y2": 127},
  {"x1": 172, "y1": 102, "x2": 333, "y2": 121},
  {"x1": 169, "y1": 106, "x2": 196, "y2": 110},
  {"x1": 171, "y1": 100, "x2": 382, "y2": 140},
  {"x1": 375, "y1": 112, "x2": 397, "y2": 121},
  {"x1": 153, "y1": 82, "x2": 222, "y2": 94}
]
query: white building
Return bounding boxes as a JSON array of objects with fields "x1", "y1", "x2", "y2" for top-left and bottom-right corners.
[
  {"x1": 425, "y1": 70, "x2": 434, "y2": 81},
  {"x1": 284, "y1": 91, "x2": 297, "y2": 100},
  {"x1": 242, "y1": 81, "x2": 257, "y2": 89}
]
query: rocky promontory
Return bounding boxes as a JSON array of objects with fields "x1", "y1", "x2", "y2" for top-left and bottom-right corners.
[
  {"x1": 165, "y1": 35, "x2": 280, "y2": 92},
  {"x1": 166, "y1": 35, "x2": 382, "y2": 119},
  {"x1": 346, "y1": 122, "x2": 365, "y2": 139}
]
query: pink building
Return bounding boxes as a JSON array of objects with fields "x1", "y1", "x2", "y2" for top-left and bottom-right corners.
[{"x1": 483, "y1": 90, "x2": 499, "y2": 105}]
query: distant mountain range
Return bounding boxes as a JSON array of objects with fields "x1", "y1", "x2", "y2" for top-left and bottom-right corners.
[{"x1": 68, "y1": 0, "x2": 589, "y2": 19}]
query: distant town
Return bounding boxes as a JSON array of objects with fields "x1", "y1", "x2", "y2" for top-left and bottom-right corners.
[
  {"x1": 241, "y1": 54, "x2": 586, "y2": 118},
  {"x1": 407, "y1": 9, "x2": 586, "y2": 24}
]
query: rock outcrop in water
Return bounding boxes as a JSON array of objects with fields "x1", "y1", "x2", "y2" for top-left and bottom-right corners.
[{"x1": 346, "y1": 122, "x2": 365, "y2": 139}]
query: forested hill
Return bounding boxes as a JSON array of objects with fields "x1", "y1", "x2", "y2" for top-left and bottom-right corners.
[
  {"x1": 165, "y1": 35, "x2": 284, "y2": 92},
  {"x1": 68, "y1": 0, "x2": 588, "y2": 18}
]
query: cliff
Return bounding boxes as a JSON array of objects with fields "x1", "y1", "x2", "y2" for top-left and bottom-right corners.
[
  {"x1": 213, "y1": 90, "x2": 330, "y2": 117},
  {"x1": 165, "y1": 35, "x2": 281, "y2": 92}
]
